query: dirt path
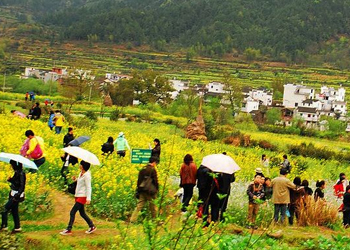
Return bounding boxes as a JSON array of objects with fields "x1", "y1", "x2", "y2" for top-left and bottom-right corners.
[{"x1": 22, "y1": 190, "x2": 121, "y2": 249}]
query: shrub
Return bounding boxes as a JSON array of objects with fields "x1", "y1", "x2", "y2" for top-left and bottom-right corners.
[
  {"x1": 258, "y1": 140, "x2": 277, "y2": 151},
  {"x1": 15, "y1": 101, "x2": 28, "y2": 109},
  {"x1": 85, "y1": 111, "x2": 98, "y2": 121},
  {"x1": 110, "y1": 109, "x2": 120, "y2": 121},
  {"x1": 298, "y1": 197, "x2": 338, "y2": 227}
]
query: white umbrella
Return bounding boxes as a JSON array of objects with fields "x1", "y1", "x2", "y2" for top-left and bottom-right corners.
[
  {"x1": 0, "y1": 152, "x2": 38, "y2": 170},
  {"x1": 201, "y1": 154, "x2": 240, "y2": 174},
  {"x1": 62, "y1": 147, "x2": 100, "y2": 165}
]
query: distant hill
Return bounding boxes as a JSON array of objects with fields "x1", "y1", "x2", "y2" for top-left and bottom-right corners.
[{"x1": 2, "y1": 0, "x2": 350, "y2": 64}]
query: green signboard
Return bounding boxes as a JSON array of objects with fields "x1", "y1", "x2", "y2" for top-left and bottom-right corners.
[{"x1": 131, "y1": 149, "x2": 152, "y2": 164}]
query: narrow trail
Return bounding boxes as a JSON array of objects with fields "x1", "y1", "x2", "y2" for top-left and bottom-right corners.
[{"x1": 22, "y1": 190, "x2": 121, "y2": 248}]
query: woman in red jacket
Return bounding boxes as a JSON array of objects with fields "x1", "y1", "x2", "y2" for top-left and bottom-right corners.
[{"x1": 180, "y1": 154, "x2": 197, "y2": 212}]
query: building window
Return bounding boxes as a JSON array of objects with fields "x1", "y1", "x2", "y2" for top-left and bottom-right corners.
[
  {"x1": 308, "y1": 114, "x2": 311, "y2": 117},
  {"x1": 295, "y1": 103, "x2": 298, "y2": 107}
]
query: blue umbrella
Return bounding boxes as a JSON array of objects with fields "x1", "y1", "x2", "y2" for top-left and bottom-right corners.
[
  {"x1": 68, "y1": 136, "x2": 90, "y2": 146},
  {"x1": 0, "y1": 152, "x2": 38, "y2": 170}
]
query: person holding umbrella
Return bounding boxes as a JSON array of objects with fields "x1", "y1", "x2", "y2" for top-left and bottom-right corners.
[
  {"x1": 1, "y1": 160, "x2": 26, "y2": 233},
  {"x1": 60, "y1": 161, "x2": 96, "y2": 235}
]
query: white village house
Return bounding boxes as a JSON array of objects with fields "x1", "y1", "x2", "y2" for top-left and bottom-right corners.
[
  {"x1": 241, "y1": 87, "x2": 273, "y2": 113},
  {"x1": 22, "y1": 67, "x2": 68, "y2": 83},
  {"x1": 282, "y1": 83, "x2": 348, "y2": 127},
  {"x1": 169, "y1": 79, "x2": 189, "y2": 99},
  {"x1": 283, "y1": 83, "x2": 315, "y2": 109}
]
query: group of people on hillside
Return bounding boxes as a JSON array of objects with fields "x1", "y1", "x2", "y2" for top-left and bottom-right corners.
[
  {"x1": 101, "y1": 133, "x2": 161, "y2": 163},
  {"x1": 4, "y1": 121, "x2": 350, "y2": 235}
]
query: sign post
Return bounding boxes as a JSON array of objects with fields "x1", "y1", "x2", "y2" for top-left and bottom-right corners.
[{"x1": 131, "y1": 149, "x2": 152, "y2": 164}]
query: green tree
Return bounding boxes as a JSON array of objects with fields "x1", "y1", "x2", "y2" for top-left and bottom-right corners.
[
  {"x1": 266, "y1": 108, "x2": 281, "y2": 125},
  {"x1": 222, "y1": 71, "x2": 242, "y2": 114},
  {"x1": 132, "y1": 70, "x2": 173, "y2": 105}
]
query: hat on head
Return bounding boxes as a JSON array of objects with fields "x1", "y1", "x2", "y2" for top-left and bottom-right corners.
[
  {"x1": 119, "y1": 132, "x2": 124, "y2": 137},
  {"x1": 255, "y1": 168, "x2": 262, "y2": 174}
]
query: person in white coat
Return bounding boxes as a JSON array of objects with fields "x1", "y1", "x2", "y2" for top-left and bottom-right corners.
[{"x1": 60, "y1": 161, "x2": 96, "y2": 235}]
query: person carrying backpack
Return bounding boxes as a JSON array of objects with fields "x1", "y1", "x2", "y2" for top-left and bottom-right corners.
[
  {"x1": 281, "y1": 155, "x2": 291, "y2": 173},
  {"x1": 130, "y1": 157, "x2": 159, "y2": 222},
  {"x1": 24, "y1": 130, "x2": 45, "y2": 172}
]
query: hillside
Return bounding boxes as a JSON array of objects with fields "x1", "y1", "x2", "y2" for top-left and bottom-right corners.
[{"x1": 2, "y1": 0, "x2": 350, "y2": 63}]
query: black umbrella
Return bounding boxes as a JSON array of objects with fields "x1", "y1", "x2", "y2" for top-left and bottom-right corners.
[{"x1": 68, "y1": 136, "x2": 90, "y2": 146}]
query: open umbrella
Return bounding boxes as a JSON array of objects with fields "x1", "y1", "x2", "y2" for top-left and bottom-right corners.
[
  {"x1": 68, "y1": 136, "x2": 90, "y2": 146},
  {"x1": 0, "y1": 152, "x2": 38, "y2": 170},
  {"x1": 201, "y1": 154, "x2": 240, "y2": 174},
  {"x1": 62, "y1": 147, "x2": 100, "y2": 165}
]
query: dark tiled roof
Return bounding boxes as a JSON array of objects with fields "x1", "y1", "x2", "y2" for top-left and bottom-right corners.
[{"x1": 297, "y1": 107, "x2": 317, "y2": 113}]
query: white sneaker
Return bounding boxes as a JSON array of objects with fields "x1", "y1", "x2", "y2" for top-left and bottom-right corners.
[
  {"x1": 85, "y1": 226, "x2": 96, "y2": 234},
  {"x1": 60, "y1": 229, "x2": 72, "y2": 235}
]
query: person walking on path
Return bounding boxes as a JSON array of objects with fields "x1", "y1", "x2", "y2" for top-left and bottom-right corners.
[
  {"x1": 24, "y1": 130, "x2": 45, "y2": 172},
  {"x1": 288, "y1": 177, "x2": 305, "y2": 225},
  {"x1": 1, "y1": 160, "x2": 26, "y2": 233},
  {"x1": 271, "y1": 168, "x2": 298, "y2": 224},
  {"x1": 179, "y1": 154, "x2": 197, "y2": 212},
  {"x1": 342, "y1": 185, "x2": 350, "y2": 228},
  {"x1": 48, "y1": 111, "x2": 55, "y2": 130},
  {"x1": 60, "y1": 161, "x2": 96, "y2": 235},
  {"x1": 130, "y1": 157, "x2": 159, "y2": 222},
  {"x1": 150, "y1": 139, "x2": 161, "y2": 164},
  {"x1": 246, "y1": 175, "x2": 265, "y2": 228},
  {"x1": 25, "y1": 92, "x2": 29, "y2": 101},
  {"x1": 113, "y1": 132, "x2": 130, "y2": 157},
  {"x1": 54, "y1": 110, "x2": 65, "y2": 134}
]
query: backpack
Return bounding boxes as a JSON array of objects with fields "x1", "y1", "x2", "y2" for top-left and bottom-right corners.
[
  {"x1": 139, "y1": 176, "x2": 157, "y2": 195},
  {"x1": 101, "y1": 143, "x2": 113, "y2": 154}
]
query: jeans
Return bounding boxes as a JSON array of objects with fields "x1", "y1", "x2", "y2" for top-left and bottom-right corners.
[
  {"x1": 181, "y1": 184, "x2": 195, "y2": 212},
  {"x1": 55, "y1": 126, "x2": 62, "y2": 134},
  {"x1": 274, "y1": 204, "x2": 287, "y2": 223},
  {"x1": 288, "y1": 204, "x2": 298, "y2": 225},
  {"x1": 1, "y1": 198, "x2": 20, "y2": 229},
  {"x1": 67, "y1": 202, "x2": 94, "y2": 230}
]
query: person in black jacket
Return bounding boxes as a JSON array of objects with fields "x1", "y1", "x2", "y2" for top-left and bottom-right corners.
[
  {"x1": 61, "y1": 127, "x2": 77, "y2": 184},
  {"x1": 343, "y1": 185, "x2": 350, "y2": 228},
  {"x1": 101, "y1": 137, "x2": 114, "y2": 155},
  {"x1": 63, "y1": 127, "x2": 75, "y2": 147},
  {"x1": 150, "y1": 139, "x2": 161, "y2": 164},
  {"x1": 130, "y1": 157, "x2": 159, "y2": 223},
  {"x1": 1, "y1": 160, "x2": 26, "y2": 233},
  {"x1": 31, "y1": 102, "x2": 41, "y2": 120}
]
